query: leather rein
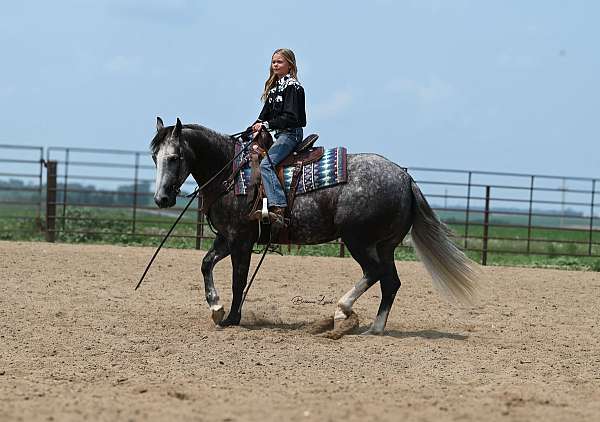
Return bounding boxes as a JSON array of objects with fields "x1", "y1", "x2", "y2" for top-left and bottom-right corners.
[{"x1": 135, "y1": 130, "x2": 252, "y2": 291}]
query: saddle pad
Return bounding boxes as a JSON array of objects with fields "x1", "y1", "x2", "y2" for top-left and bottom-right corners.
[{"x1": 234, "y1": 144, "x2": 347, "y2": 196}]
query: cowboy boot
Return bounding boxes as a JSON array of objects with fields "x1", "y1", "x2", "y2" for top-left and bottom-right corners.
[{"x1": 268, "y1": 206, "x2": 288, "y2": 230}]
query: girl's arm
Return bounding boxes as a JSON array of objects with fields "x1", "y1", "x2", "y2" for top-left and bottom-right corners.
[
  {"x1": 257, "y1": 100, "x2": 270, "y2": 123},
  {"x1": 247, "y1": 101, "x2": 270, "y2": 133}
]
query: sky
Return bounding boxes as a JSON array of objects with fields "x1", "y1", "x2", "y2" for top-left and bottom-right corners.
[{"x1": 1, "y1": 0, "x2": 599, "y2": 179}]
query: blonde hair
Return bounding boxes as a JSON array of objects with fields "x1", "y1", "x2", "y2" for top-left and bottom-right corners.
[{"x1": 261, "y1": 48, "x2": 299, "y2": 102}]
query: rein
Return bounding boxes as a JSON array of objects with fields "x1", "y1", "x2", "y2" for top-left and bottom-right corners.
[{"x1": 135, "y1": 131, "x2": 252, "y2": 291}]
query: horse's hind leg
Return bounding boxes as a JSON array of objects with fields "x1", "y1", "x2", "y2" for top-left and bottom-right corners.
[
  {"x1": 201, "y1": 234, "x2": 230, "y2": 325},
  {"x1": 363, "y1": 259, "x2": 401, "y2": 335}
]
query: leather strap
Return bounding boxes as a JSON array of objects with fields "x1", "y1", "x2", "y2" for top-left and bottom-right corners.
[{"x1": 286, "y1": 161, "x2": 304, "y2": 218}]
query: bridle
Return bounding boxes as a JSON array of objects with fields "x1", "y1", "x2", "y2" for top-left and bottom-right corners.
[
  {"x1": 171, "y1": 149, "x2": 186, "y2": 197},
  {"x1": 138, "y1": 128, "x2": 273, "y2": 315},
  {"x1": 137, "y1": 130, "x2": 253, "y2": 291},
  {"x1": 153, "y1": 148, "x2": 186, "y2": 198}
]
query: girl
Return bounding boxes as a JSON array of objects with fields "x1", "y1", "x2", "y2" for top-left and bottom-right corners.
[{"x1": 251, "y1": 48, "x2": 306, "y2": 229}]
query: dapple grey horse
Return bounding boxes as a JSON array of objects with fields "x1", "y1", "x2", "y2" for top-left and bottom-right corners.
[{"x1": 151, "y1": 117, "x2": 479, "y2": 334}]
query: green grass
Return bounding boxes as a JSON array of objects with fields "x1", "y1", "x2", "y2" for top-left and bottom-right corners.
[
  {"x1": 2, "y1": 204, "x2": 600, "y2": 271},
  {"x1": 0, "y1": 204, "x2": 45, "y2": 241}
]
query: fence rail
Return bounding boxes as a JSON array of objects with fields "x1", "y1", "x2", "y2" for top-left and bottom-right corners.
[
  {"x1": 1, "y1": 144, "x2": 599, "y2": 265},
  {"x1": 0, "y1": 144, "x2": 44, "y2": 239}
]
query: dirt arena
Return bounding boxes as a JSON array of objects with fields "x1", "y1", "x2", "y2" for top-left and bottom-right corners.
[{"x1": 1, "y1": 241, "x2": 599, "y2": 421}]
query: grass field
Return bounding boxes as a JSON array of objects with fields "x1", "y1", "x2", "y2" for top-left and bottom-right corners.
[{"x1": 2, "y1": 204, "x2": 600, "y2": 271}]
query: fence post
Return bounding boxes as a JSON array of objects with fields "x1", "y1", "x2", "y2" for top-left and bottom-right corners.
[
  {"x1": 45, "y1": 161, "x2": 57, "y2": 242},
  {"x1": 527, "y1": 175, "x2": 535, "y2": 254},
  {"x1": 589, "y1": 180, "x2": 596, "y2": 256},
  {"x1": 464, "y1": 171, "x2": 472, "y2": 249},
  {"x1": 132, "y1": 153, "x2": 140, "y2": 234},
  {"x1": 196, "y1": 195, "x2": 204, "y2": 250},
  {"x1": 61, "y1": 149, "x2": 69, "y2": 231},
  {"x1": 339, "y1": 241, "x2": 345, "y2": 258},
  {"x1": 481, "y1": 186, "x2": 491, "y2": 266},
  {"x1": 37, "y1": 149, "x2": 43, "y2": 229}
]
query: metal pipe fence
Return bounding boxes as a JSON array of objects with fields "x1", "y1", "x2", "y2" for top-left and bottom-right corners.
[
  {"x1": 1, "y1": 145, "x2": 599, "y2": 265},
  {"x1": 0, "y1": 144, "x2": 44, "y2": 239}
]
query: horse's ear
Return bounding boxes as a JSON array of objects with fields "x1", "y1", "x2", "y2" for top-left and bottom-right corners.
[
  {"x1": 156, "y1": 116, "x2": 164, "y2": 132},
  {"x1": 173, "y1": 118, "x2": 182, "y2": 137}
]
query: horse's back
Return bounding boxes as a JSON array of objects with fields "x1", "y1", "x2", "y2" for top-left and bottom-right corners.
[
  {"x1": 340, "y1": 152, "x2": 413, "y2": 209},
  {"x1": 290, "y1": 152, "x2": 414, "y2": 243}
]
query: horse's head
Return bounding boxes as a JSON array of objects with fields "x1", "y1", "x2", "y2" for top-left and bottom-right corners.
[{"x1": 150, "y1": 117, "x2": 192, "y2": 208}]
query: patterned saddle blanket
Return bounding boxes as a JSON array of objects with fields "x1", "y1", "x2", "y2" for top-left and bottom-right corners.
[{"x1": 234, "y1": 144, "x2": 348, "y2": 196}]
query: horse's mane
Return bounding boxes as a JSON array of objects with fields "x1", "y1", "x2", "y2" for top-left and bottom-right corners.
[{"x1": 150, "y1": 124, "x2": 230, "y2": 154}]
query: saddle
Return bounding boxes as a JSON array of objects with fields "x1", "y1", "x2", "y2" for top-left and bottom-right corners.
[{"x1": 240, "y1": 128, "x2": 321, "y2": 243}]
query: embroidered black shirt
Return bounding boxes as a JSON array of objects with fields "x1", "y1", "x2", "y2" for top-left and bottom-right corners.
[{"x1": 257, "y1": 74, "x2": 306, "y2": 130}]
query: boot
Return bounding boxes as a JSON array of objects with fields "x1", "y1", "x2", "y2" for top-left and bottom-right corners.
[{"x1": 268, "y1": 206, "x2": 288, "y2": 230}]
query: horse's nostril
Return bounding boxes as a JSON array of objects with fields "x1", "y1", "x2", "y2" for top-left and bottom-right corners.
[{"x1": 155, "y1": 195, "x2": 169, "y2": 208}]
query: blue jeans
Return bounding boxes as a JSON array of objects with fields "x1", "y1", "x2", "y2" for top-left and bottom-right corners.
[{"x1": 260, "y1": 127, "x2": 303, "y2": 207}]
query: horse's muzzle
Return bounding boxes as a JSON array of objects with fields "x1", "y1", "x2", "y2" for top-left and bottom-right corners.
[{"x1": 154, "y1": 193, "x2": 176, "y2": 208}]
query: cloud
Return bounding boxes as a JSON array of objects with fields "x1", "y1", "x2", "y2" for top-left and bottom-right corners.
[
  {"x1": 386, "y1": 76, "x2": 455, "y2": 105},
  {"x1": 310, "y1": 91, "x2": 353, "y2": 120}
]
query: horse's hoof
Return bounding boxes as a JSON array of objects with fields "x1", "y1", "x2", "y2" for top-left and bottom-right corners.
[
  {"x1": 210, "y1": 305, "x2": 225, "y2": 326},
  {"x1": 218, "y1": 314, "x2": 241, "y2": 327}
]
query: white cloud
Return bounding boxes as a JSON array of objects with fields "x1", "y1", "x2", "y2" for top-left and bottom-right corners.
[{"x1": 310, "y1": 91, "x2": 353, "y2": 120}]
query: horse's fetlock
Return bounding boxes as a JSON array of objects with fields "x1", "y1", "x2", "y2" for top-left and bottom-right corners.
[
  {"x1": 337, "y1": 299, "x2": 352, "y2": 315},
  {"x1": 206, "y1": 292, "x2": 219, "y2": 305}
]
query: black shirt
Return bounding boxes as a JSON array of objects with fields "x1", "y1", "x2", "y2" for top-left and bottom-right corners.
[{"x1": 257, "y1": 74, "x2": 306, "y2": 130}]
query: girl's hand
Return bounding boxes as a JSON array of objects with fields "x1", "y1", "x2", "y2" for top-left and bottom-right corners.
[{"x1": 252, "y1": 122, "x2": 263, "y2": 132}]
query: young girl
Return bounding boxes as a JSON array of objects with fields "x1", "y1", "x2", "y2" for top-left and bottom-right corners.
[{"x1": 251, "y1": 48, "x2": 306, "y2": 229}]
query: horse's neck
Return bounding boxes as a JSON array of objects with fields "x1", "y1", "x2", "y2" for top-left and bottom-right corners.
[{"x1": 185, "y1": 127, "x2": 234, "y2": 185}]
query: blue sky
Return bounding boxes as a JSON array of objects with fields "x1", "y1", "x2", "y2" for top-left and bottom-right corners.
[{"x1": 1, "y1": 0, "x2": 598, "y2": 178}]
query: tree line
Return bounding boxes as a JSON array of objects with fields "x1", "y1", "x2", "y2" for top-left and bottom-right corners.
[{"x1": 0, "y1": 178, "x2": 155, "y2": 206}]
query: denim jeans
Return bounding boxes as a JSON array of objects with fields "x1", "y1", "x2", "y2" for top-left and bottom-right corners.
[{"x1": 260, "y1": 127, "x2": 303, "y2": 207}]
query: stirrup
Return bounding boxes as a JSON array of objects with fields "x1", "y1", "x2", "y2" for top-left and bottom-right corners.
[{"x1": 260, "y1": 198, "x2": 269, "y2": 224}]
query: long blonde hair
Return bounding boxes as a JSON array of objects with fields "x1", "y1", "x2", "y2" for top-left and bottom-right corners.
[{"x1": 261, "y1": 48, "x2": 299, "y2": 102}]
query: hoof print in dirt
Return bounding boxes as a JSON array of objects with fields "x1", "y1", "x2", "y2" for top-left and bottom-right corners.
[
  {"x1": 307, "y1": 312, "x2": 359, "y2": 340},
  {"x1": 305, "y1": 317, "x2": 334, "y2": 335}
]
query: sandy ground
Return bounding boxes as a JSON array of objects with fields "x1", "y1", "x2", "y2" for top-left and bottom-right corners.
[{"x1": 1, "y1": 241, "x2": 599, "y2": 422}]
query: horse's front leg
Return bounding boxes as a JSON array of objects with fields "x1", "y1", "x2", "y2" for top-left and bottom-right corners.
[
  {"x1": 219, "y1": 238, "x2": 253, "y2": 327},
  {"x1": 201, "y1": 234, "x2": 230, "y2": 325}
]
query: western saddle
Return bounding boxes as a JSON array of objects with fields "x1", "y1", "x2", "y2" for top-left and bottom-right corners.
[{"x1": 237, "y1": 128, "x2": 321, "y2": 237}]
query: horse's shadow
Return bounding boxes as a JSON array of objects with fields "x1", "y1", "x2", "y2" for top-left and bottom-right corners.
[
  {"x1": 238, "y1": 317, "x2": 467, "y2": 341},
  {"x1": 370, "y1": 328, "x2": 468, "y2": 341},
  {"x1": 241, "y1": 321, "x2": 306, "y2": 331}
]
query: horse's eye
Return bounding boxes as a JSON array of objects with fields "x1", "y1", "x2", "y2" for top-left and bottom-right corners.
[{"x1": 167, "y1": 155, "x2": 178, "y2": 162}]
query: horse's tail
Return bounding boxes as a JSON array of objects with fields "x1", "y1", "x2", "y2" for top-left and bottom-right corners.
[{"x1": 410, "y1": 179, "x2": 480, "y2": 305}]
